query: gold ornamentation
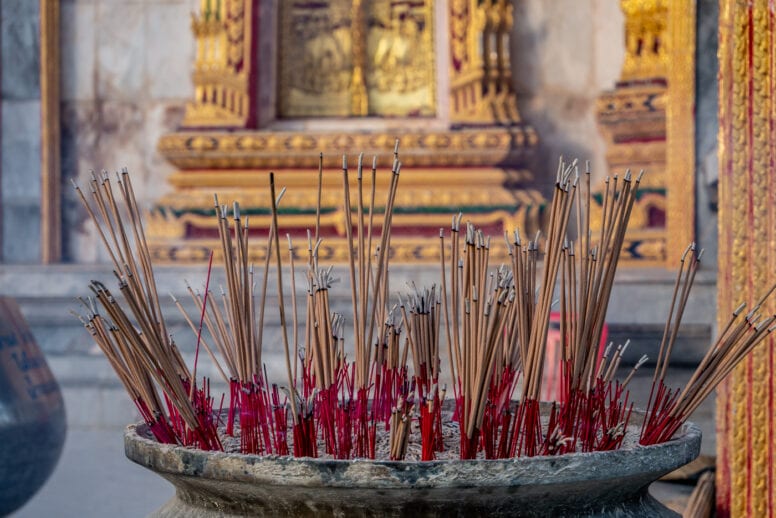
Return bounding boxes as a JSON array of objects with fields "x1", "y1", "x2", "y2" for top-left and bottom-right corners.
[
  {"x1": 153, "y1": 1, "x2": 541, "y2": 264},
  {"x1": 40, "y1": 0, "x2": 61, "y2": 263},
  {"x1": 587, "y1": 187, "x2": 667, "y2": 264},
  {"x1": 714, "y1": 0, "x2": 734, "y2": 508},
  {"x1": 157, "y1": 127, "x2": 538, "y2": 170},
  {"x1": 157, "y1": 167, "x2": 536, "y2": 208},
  {"x1": 149, "y1": 227, "x2": 545, "y2": 266},
  {"x1": 278, "y1": 0, "x2": 435, "y2": 118},
  {"x1": 619, "y1": 0, "x2": 667, "y2": 81},
  {"x1": 149, "y1": 237, "x2": 516, "y2": 265},
  {"x1": 716, "y1": 1, "x2": 776, "y2": 516},
  {"x1": 183, "y1": 0, "x2": 256, "y2": 128},
  {"x1": 147, "y1": 163, "x2": 546, "y2": 265},
  {"x1": 665, "y1": 0, "x2": 695, "y2": 272},
  {"x1": 366, "y1": 0, "x2": 436, "y2": 116},
  {"x1": 449, "y1": 0, "x2": 521, "y2": 125}
]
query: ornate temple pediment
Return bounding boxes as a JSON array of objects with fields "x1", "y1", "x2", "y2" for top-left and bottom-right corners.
[{"x1": 152, "y1": 0, "x2": 542, "y2": 263}]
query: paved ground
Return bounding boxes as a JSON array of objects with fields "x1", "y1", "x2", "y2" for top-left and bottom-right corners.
[
  {"x1": 11, "y1": 367, "x2": 713, "y2": 517},
  {"x1": 12, "y1": 429, "x2": 172, "y2": 518}
]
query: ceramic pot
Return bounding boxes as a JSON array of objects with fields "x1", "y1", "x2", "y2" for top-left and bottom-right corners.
[{"x1": 0, "y1": 298, "x2": 66, "y2": 515}]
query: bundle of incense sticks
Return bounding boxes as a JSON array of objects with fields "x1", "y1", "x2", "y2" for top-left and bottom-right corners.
[
  {"x1": 75, "y1": 150, "x2": 774, "y2": 462},
  {"x1": 72, "y1": 171, "x2": 221, "y2": 450},
  {"x1": 401, "y1": 284, "x2": 445, "y2": 458},
  {"x1": 640, "y1": 248, "x2": 776, "y2": 445}
]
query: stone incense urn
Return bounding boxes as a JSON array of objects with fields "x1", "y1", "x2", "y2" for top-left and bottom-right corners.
[{"x1": 124, "y1": 411, "x2": 700, "y2": 518}]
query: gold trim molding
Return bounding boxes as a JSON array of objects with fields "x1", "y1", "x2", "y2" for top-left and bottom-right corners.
[
  {"x1": 665, "y1": 0, "x2": 695, "y2": 259},
  {"x1": 40, "y1": 0, "x2": 61, "y2": 263},
  {"x1": 620, "y1": 0, "x2": 667, "y2": 81},
  {"x1": 715, "y1": 1, "x2": 776, "y2": 516},
  {"x1": 157, "y1": 127, "x2": 538, "y2": 170}
]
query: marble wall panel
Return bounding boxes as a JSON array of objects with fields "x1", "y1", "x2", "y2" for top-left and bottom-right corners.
[
  {"x1": 1, "y1": 101, "x2": 42, "y2": 201},
  {"x1": 57, "y1": 0, "x2": 196, "y2": 262},
  {"x1": 95, "y1": 2, "x2": 146, "y2": 100},
  {"x1": 1, "y1": 100, "x2": 42, "y2": 262},
  {"x1": 141, "y1": 101, "x2": 185, "y2": 197},
  {"x1": 592, "y1": 0, "x2": 627, "y2": 90},
  {"x1": 145, "y1": 2, "x2": 195, "y2": 99},
  {"x1": 67, "y1": 98, "x2": 145, "y2": 261},
  {"x1": 1, "y1": 0, "x2": 40, "y2": 100},
  {"x1": 60, "y1": 97, "x2": 186, "y2": 262},
  {"x1": 514, "y1": 0, "x2": 595, "y2": 93},
  {"x1": 60, "y1": 0, "x2": 97, "y2": 101},
  {"x1": 1, "y1": 0, "x2": 42, "y2": 263},
  {"x1": 695, "y1": 0, "x2": 719, "y2": 267},
  {"x1": 512, "y1": 0, "x2": 623, "y2": 185},
  {"x1": 2, "y1": 203, "x2": 41, "y2": 262},
  {"x1": 61, "y1": 101, "x2": 102, "y2": 263}
]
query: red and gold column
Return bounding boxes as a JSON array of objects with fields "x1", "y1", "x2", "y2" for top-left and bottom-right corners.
[{"x1": 716, "y1": 1, "x2": 776, "y2": 516}]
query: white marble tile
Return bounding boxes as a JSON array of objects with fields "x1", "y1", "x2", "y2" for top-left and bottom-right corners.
[
  {"x1": 145, "y1": 2, "x2": 196, "y2": 100},
  {"x1": 61, "y1": 1, "x2": 97, "y2": 101},
  {"x1": 95, "y1": 2, "x2": 146, "y2": 100},
  {"x1": 1, "y1": 0, "x2": 40, "y2": 100},
  {"x1": 142, "y1": 101, "x2": 185, "y2": 199},
  {"x1": 536, "y1": 0, "x2": 594, "y2": 93},
  {"x1": 1, "y1": 100, "x2": 41, "y2": 201},
  {"x1": 592, "y1": 0, "x2": 625, "y2": 90},
  {"x1": 512, "y1": 0, "x2": 598, "y2": 94},
  {"x1": 2, "y1": 202, "x2": 41, "y2": 263},
  {"x1": 60, "y1": 101, "x2": 99, "y2": 181},
  {"x1": 92, "y1": 101, "x2": 147, "y2": 179},
  {"x1": 59, "y1": 101, "x2": 98, "y2": 263}
]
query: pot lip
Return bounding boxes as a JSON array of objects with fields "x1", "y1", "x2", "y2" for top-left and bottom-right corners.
[
  {"x1": 125, "y1": 421, "x2": 701, "y2": 466},
  {"x1": 124, "y1": 410, "x2": 702, "y2": 482}
]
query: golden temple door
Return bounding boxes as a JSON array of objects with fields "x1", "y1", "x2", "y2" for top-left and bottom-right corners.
[{"x1": 277, "y1": 0, "x2": 435, "y2": 118}]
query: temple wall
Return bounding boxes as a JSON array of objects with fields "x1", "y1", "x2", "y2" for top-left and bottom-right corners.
[
  {"x1": 47, "y1": 0, "x2": 627, "y2": 264},
  {"x1": 1, "y1": 0, "x2": 42, "y2": 263},
  {"x1": 512, "y1": 0, "x2": 624, "y2": 186},
  {"x1": 59, "y1": 0, "x2": 197, "y2": 262}
]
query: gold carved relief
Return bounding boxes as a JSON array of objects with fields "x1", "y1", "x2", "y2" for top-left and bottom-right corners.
[
  {"x1": 620, "y1": 0, "x2": 667, "y2": 81},
  {"x1": 183, "y1": 0, "x2": 257, "y2": 128},
  {"x1": 449, "y1": 0, "x2": 520, "y2": 125},
  {"x1": 157, "y1": 128, "x2": 538, "y2": 170},
  {"x1": 278, "y1": 0, "x2": 435, "y2": 118},
  {"x1": 152, "y1": 0, "x2": 541, "y2": 264}
]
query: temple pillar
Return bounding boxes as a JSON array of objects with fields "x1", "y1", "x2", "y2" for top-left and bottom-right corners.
[{"x1": 716, "y1": 1, "x2": 776, "y2": 516}]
